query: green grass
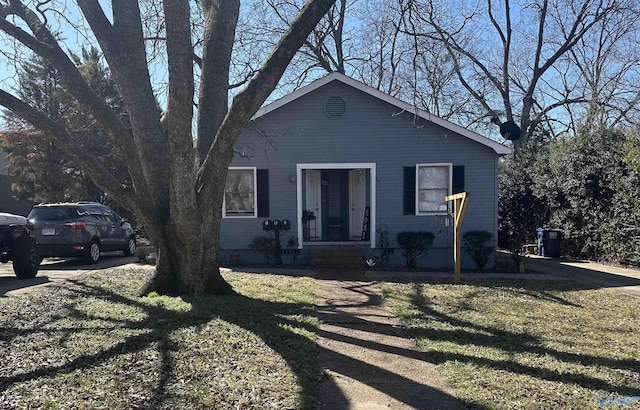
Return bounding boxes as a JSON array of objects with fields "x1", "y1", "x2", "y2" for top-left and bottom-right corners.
[
  {"x1": 379, "y1": 279, "x2": 640, "y2": 409},
  {"x1": 0, "y1": 268, "x2": 318, "y2": 409}
]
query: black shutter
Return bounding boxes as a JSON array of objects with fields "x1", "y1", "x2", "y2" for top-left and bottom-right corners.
[
  {"x1": 403, "y1": 166, "x2": 416, "y2": 215},
  {"x1": 257, "y1": 169, "x2": 269, "y2": 217},
  {"x1": 452, "y1": 165, "x2": 465, "y2": 194}
]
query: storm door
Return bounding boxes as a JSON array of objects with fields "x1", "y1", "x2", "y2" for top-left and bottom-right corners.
[
  {"x1": 349, "y1": 169, "x2": 366, "y2": 238},
  {"x1": 305, "y1": 170, "x2": 322, "y2": 240}
]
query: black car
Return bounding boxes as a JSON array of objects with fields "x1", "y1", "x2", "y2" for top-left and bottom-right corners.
[
  {"x1": 28, "y1": 202, "x2": 136, "y2": 264},
  {"x1": 0, "y1": 212, "x2": 39, "y2": 278}
]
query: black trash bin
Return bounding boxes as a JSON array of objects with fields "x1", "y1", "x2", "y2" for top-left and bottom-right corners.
[{"x1": 537, "y1": 228, "x2": 562, "y2": 258}]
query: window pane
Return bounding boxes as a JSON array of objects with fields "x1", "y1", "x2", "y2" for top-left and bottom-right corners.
[
  {"x1": 225, "y1": 169, "x2": 255, "y2": 216},
  {"x1": 417, "y1": 165, "x2": 450, "y2": 214},
  {"x1": 418, "y1": 166, "x2": 448, "y2": 189},
  {"x1": 418, "y1": 189, "x2": 448, "y2": 212}
]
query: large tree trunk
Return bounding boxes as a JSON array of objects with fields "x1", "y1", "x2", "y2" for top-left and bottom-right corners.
[
  {"x1": 0, "y1": 0, "x2": 337, "y2": 296},
  {"x1": 140, "y1": 194, "x2": 232, "y2": 295},
  {"x1": 140, "y1": 232, "x2": 232, "y2": 296}
]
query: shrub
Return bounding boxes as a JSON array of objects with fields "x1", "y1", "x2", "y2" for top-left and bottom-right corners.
[
  {"x1": 396, "y1": 231, "x2": 435, "y2": 268},
  {"x1": 463, "y1": 230, "x2": 494, "y2": 270},
  {"x1": 376, "y1": 224, "x2": 391, "y2": 266},
  {"x1": 286, "y1": 236, "x2": 299, "y2": 266},
  {"x1": 249, "y1": 236, "x2": 275, "y2": 265},
  {"x1": 135, "y1": 247, "x2": 151, "y2": 263}
]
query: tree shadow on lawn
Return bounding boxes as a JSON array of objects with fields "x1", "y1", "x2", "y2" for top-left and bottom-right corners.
[
  {"x1": 0, "y1": 276, "x2": 51, "y2": 297},
  {"x1": 402, "y1": 280, "x2": 640, "y2": 398},
  {"x1": 6, "y1": 272, "x2": 636, "y2": 408},
  {"x1": 0, "y1": 272, "x2": 473, "y2": 409},
  {"x1": 0, "y1": 277, "x2": 321, "y2": 409}
]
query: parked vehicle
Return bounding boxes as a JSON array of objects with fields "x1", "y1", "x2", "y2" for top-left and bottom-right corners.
[
  {"x1": 28, "y1": 202, "x2": 136, "y2": 264},
  {"x1": 0, "y1": 212, "x2": 39, "y2": 278}
]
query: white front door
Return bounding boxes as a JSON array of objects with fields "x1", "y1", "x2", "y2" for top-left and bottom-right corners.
[
  {"x1": 305, "y1": 170, "x2": 322, "y2": 240},
  {"x1": 349, "y1": 169, "x2": 366, "y2": 238}
]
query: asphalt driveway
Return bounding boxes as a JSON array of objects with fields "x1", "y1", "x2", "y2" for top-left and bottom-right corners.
[
  {"x1": 0, "y1": 253, "x2": 137, "y2": 297},
  {"x1": 523, "y1": 254, "x2": 640, "y2": 298}
]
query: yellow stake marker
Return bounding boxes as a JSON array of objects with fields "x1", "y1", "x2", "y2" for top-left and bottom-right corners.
[{"x1": 445, "y1": 192, "x2": 469, "y2": 284}]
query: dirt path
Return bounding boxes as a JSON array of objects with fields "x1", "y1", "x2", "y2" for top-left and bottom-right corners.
[{"x1": 315, "y1": 275, "x2": 463, "y2": 409}]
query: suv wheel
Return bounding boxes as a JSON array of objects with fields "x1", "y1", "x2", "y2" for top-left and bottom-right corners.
[
  {"x1": 123, "y1": 236, "x2": 136, "y2": 256},
  {"x1": 13, "y1": 235, "x2": 39, "y2": 279},
  {"x1": 86, "y1": 240, "x2": 101, "y2": 264}
]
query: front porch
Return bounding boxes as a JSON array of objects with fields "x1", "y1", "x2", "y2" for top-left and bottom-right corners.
[{"x1": 296, "y1": 163, "x2": 376, "y2": 249}]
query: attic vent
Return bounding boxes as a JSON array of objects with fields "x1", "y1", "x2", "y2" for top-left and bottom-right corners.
[{"x1": 324, "y1": 96, "x2": 346, "y2": 119}]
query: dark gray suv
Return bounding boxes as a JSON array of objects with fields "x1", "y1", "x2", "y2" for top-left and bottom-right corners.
[{"x1": 28, "y1": 202, "x2": 136, "y2": 264}]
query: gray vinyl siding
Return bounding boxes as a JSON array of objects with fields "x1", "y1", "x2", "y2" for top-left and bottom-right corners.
[{"x1": 220, "y1": 80, "x2": 500, "y2": 268}]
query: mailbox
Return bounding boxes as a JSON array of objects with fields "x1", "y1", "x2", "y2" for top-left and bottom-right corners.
[{"x1": 259, "y1": 218, "x2": 290, "y2": 266}]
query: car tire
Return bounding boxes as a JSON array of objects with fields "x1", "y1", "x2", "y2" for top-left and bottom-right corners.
[
  {"x1": 123, "y1": 236, "x2": 136, "y2": 256},
  {"x1": 13, "y1": 235, "x2": 40, "y2": 279},
  {"x1": 86, "y1": 240, "x2": 101, "y2": 264}
]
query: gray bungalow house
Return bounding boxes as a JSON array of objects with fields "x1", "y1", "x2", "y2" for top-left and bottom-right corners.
[{"x1": 219, "y1": 73, "x2": 510, "y2": 268}]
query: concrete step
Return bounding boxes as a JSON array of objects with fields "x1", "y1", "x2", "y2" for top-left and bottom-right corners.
[{"x1": 310, "y1": 247, "x2": 364, "y2": 269}]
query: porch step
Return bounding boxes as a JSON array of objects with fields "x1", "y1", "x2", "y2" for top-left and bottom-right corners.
[{"x1": 310, "y1": 247, "x2": 364, "y2": 270}]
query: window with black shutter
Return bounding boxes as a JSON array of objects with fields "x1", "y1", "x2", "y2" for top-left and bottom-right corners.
[
  {"x1": 404, "y1": 164, "x2": 460, "y2": 215},
  {"x1": 222, "y1": 167, "x2": 269, "y2": 218}
]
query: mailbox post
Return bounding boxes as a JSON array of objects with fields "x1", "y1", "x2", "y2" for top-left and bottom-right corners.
[
  {"x1": 262, "y1": 219, "x2": 290, "y2": 265},
  {"x1": 445, "y1": 192, "x2": 469, "y2": 285}
]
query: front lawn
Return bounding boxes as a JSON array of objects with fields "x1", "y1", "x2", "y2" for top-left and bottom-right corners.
[
  {"x1": 0, "y1": 268, "x2": 318, "y2": 409},
  {"x1": 380, "y1": 279, "x2": 640, "y2": 409}
]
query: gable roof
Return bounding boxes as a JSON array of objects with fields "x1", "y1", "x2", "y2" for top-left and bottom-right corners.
[{"x1": 252, "y1": 72, "x2": 511, "y2": 155}]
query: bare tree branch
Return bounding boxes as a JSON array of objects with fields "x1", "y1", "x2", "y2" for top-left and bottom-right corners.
[{"x1": 196, "y1": 0, "x2": 336, "y2": 194}]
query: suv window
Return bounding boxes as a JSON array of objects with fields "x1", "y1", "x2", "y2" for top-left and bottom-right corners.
[
  {"x1": 103, "y1": 210, "x2": 121, "y2": 223},
  {"x1": 81, "y1": 205, "x2": 106, "y2": 220},
  {"x1": 28, "y1": 207, "x2": 78, "y2": 221}
]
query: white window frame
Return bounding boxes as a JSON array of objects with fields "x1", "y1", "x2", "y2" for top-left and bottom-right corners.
[
  {"x1": 223, "y1": 167, "x2": 258, "y2": 218},
  {"x1": 415, "y1": 163, "x2": 452, "y2": 216}
]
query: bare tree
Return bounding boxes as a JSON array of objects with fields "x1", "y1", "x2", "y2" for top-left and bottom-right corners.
[
  {"x1": 564, "y1": 6, "x2": 640, "y2": 131},
  {"x1": 240, "y1": 0, "x2": 464, "y2": 120},
  {"x1": 232, "y1": 0, "x2": 351, "y2": 95},
  {"x1": 349, "y1": 0, "x2": 414, "y2": 98},
  {"x1": 402, "y1": 0, "x2": 638, "y2": 146},
  {"x1": 0, "y1": 0, "x2": 336, "y2": 295}
]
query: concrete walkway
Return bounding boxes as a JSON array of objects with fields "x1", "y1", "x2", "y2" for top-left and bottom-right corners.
[{"x1": 315, "y1": 270, "x2": 463, "y2": 409}]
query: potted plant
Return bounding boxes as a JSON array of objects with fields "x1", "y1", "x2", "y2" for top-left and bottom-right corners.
[
  {"x1": 302, "y1": 210, "x2": 316, "y2": 241},
  {"x1": 229, "y1": 252, "x2": 240, "y2": 266}
]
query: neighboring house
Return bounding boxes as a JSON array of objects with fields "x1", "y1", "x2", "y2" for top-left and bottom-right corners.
[
  {"x1": 0, "y1": 148, "x2": 33, "y2": 216},
  {"x1": 220, "y1": 73, "x2": 510, "y2": 268}
]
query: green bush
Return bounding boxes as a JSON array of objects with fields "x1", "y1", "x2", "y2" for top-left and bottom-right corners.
[
  {"x1": 135, "y1": 247, "x2": 151, "y2": 263},
  {"x1": 376, "y1": 224, "x2": 391, "y2": 266},
  {"x1": 396, "y1": 231, "x2": 435, "y2": 268},
  {"x1": 249, "y1": 236, "x2": 275, "y2": 265},
  {"x1": 463, "y1": 230, "x2": 494, "y2": 270}
]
